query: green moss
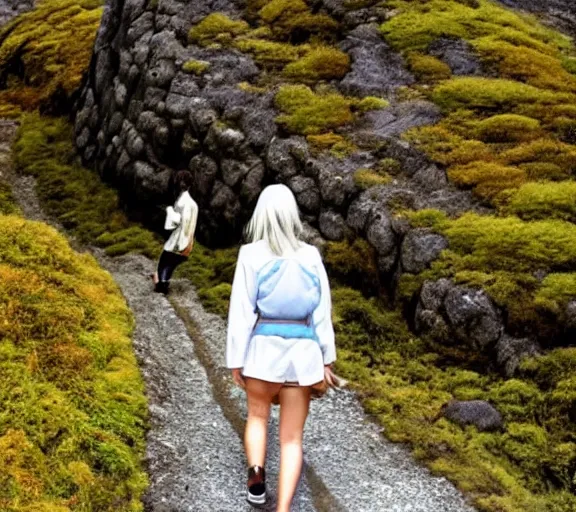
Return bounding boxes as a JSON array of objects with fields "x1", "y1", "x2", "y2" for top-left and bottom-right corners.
[
  {"x1": 182, "y1": 59, "x2": 211, "y2": 75},
  {"x1": 324, "y1": 238, "x2": 380, "y2": 294},
  {"x1": 188, "y1": 13, "x2": 249, "y2": 46},
  {"x1": 259, "y1": 0, "x2": 338, "y2": 40},
  {"x1": 356, "y1": 96, "x2": 390, "y2": 113},
  {"x1": 197, "y1": 283, "x2": 233, "y2": 317},
  {"x1": 0, "y1": 216, "x2": 147, "y2": 509},
  {"x1": 0, "y1": 0, "x2": 103, "y2": 112},
  {"x1": 14, "y1": 114, "x2": 162, "y2": 258},
  {"x1": 474, "y1": 114, "x2": 541, "y2": 143},
  {"x1": 407, "y1": 53, "x2": 452, "y2": 81},
  {"x1": 504, "y1": 182, "x2": 576, "y2": 222},
  {"x1": 354, "y1": 168, "x2": 392, "y2": 189},
  {"x1": 282, "y1": 46, "x2": 350, "y2": 81},
  {"x1": 432, "y1": 77, "x2": 573, "y2": 112},
  {"x1": 448, "y1": 161, "x2": 527, "y2": 201},
  {"x1": 235, "y1": 39, "x2": 304, "y2": 67},
  {"x1": 275, "y1": 85, "x2": 355, "y2": 135},
  {"x1": 0, "y1": 181, "x2": 20, "y2": 216}
]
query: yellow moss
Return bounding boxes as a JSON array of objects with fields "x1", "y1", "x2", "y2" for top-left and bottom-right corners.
[
  {"x1": 0, "y1": 216, "x2": 148, "y2": 509},
  {"x1": 275, "y1": 84, "x2": 355, "y2": 135},
  {"x1": 282, "y1": 46, "x2": 350, "y2": 81},
  {"x1": 188, "y1": 13, "x2": 249, "y2": 46},
  {"x1": 448, "y1": 161, "x2": 527, "y2": 201},
  {"x1": 407, "y1": 52, "x2": 452, "y2": 81},
  {"x1": 474, "y1": 114, "x2": 541, "y2": 143},
  {"x1": 234, "y1": 38, "x2": 305, "y2": 67},
  {"x1": 355, "y1": 96, "x2": 390, "y2": 113},
  {"x1": 182, "y1": 59, "x2": 210, "y2": 75},
  {"x1": 354, "y1": 168, "x2": 392, "y2": 189},
  {"x1": 0, "y1": 0, "x2": 103, "y2": 112}
]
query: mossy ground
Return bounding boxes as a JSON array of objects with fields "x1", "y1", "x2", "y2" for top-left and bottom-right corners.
[
  {"x1": 2, "y1": 0, "x2": 576, "y2": 511},
  {"x1": 0, "y1": 206, "x2": 148, "y2": 509},
  {"x1": 0, "y1": 0, "x2": 102, "y2": 113}
]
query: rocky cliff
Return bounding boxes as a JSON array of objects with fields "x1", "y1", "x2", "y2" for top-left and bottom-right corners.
[{"x1": 74, "y1": 0, "x2": 576, "y2": 370}]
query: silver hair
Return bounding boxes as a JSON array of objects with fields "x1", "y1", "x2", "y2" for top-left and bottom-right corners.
[{"x1": 245, "y1": 184, "x2": 303, "y2": 256}]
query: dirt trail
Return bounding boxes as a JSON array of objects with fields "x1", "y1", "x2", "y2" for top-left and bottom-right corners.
[{"x1": 1, "y1": 118, "x2": 476, "y2": 511}]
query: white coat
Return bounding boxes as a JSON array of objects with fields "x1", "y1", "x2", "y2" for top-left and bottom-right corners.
[
  {"x1": 164, "y1": 191, "x2": 198, "y2": 253},
  {"x1": 226, "y1": 240, "x2": 336, "y2": 386}
]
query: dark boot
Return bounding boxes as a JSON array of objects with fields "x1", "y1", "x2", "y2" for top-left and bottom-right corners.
[
  {"x1": 247, "y1": 465, "x2": 266, "y2": 506},
  {"x1": 154, "y1": 281, "x2": 169, "y2": 295}
]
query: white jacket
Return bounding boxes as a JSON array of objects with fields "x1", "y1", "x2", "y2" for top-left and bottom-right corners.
[
  {"x1": 226, "y1": 240, "x2": 336, "y2": 385},
  {"x1": 164, "y1": 191, "x2": 198, "y2": 253}
]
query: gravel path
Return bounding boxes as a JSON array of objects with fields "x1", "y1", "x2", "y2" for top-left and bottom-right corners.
[{"x1": 1, "y1": 118, "x2": 476, "y2": 512}]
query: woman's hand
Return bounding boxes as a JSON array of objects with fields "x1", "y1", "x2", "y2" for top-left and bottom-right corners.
[
  {"x1": 231, "y1": 368, "x2": 245, "y2": 389},
  {"x1": 324, "y1": 365, "x2": 336, "y2": 388}
]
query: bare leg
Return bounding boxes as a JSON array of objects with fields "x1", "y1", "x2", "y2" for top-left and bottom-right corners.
[
  {"x1": 277, "y1": 386, "x2": 311, "y2": 512},
  {"x1": 244, "y1": 378, "x2": 282, "y2": 467}
]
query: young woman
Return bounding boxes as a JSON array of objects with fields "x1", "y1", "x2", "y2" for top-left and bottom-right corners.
[
  {"x1": 153, "y1": 170, "x2": 198, "y2": 294},
  {"x1": 226, "y1": 184, "x2": 337, "y2": 511}
]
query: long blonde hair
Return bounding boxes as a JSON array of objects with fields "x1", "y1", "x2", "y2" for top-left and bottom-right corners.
[{"x1": 245, "y1": 184, "x2": 303, "y2": 256}]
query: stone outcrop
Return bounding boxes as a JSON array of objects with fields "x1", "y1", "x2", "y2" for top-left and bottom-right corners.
[
  {"x1": 74, "y1": 0, "x2": 479, "y2": 247},
  {"x1": 73, "y1": 0, "x2": 574, "y2": 362},
  {"x1": 498, "y1": 0, "x2": 576, "y2": 36},
  {"x1": 0, "y1": 0, "x2": 33, "y2": 26}
]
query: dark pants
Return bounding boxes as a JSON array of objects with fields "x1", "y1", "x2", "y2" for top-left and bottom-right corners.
[{"x1": 155, "y1": 250, "x2": 187, "y2": 294}]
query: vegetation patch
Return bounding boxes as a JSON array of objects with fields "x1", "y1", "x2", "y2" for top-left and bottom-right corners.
[
  {"x1": 353, "y1": 167, "x2": 392, "y2": 189},
  {"x1": 0, "y1": 0, "x2": 103, "y2": 112},
  {"x1": 14, "y1": 114, "x2": 161, "y2": 258},
  {"x1": 0, "y1": 215, "x2": 148, "y2": 510},
  {"x1": 275, "y1": 85, "x2": 386, "y2": 135},
  {"x1": 182, "y1": 59, "x2": 211, "y2": 75}
]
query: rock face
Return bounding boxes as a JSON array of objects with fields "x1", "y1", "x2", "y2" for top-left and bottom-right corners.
[
  {"x1": 74, "y1": 0, "x2": 479, "y2": 248},
  {"x1": 0, "y1": 0, "x2": 33, "y2": 26},
  {"x1": 74, "y1": 0, "x2": 568, "y2": 356},
  {"x1": 498, "y1": 0, "x2": 576, "y2": 36}
]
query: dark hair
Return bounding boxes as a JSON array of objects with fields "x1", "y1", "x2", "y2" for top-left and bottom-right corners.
[{"x1": 174, "y1": 170, "x2": 193, "y2": 195}]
